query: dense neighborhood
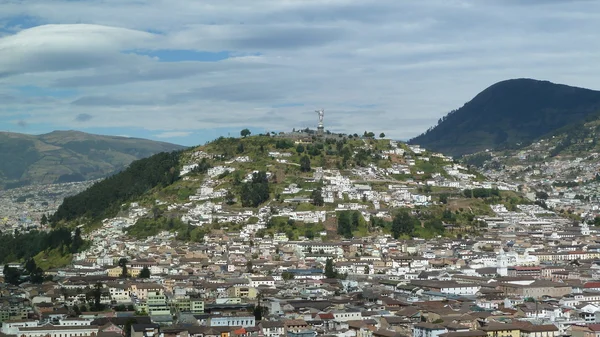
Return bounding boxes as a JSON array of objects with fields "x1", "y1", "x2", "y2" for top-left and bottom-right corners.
[{"x1": 2, "y1": 134, "x2": 600, "y2": 337}]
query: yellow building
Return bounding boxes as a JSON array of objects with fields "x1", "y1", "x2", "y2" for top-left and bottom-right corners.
[
  {"x1": 227, "y1": 286, "x2": 258, "y2": 299},
  {"x1": 481, "y1": 324, "x2": 521, "y2": 337},
  {"x1": 107, "y1": 267, "x2": 141, "y2": 278}
]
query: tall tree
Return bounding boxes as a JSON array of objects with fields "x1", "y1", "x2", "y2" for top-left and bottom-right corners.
[
  {"x1": 379, "y1": 132, "x2": 385, "y2": 138},
  {"x1": 71, "y1": 227, "x2": 84, "y2": 253},
  {"x1": 118, "y1": 258, "x2": 128, "y2": 278},
  {"x1": 139, "y1": 266, "x2": 151, "y2": 279},
  {"x1": 300, "y1": 155, "x2": 311, "y2": 172},
  {"x1": 93, "y1": 282, "x2": 104, "y2": 311},
  {"x1": 324, "y1": 258, "x2": 337, "y2": 278},
  {"x1": 311, "y1": 188, "x2": 324, "y2": 206}
]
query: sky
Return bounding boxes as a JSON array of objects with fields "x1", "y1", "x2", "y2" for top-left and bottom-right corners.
[{"x1": 1, "y1": 0, "x2": 600, "y2": 146}]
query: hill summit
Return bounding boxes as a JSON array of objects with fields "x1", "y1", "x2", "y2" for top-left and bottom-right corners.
[
  {"x1": 0, "y1": 130, "x2": 185, "y2": 188},
  {"x1": 409, "y1": 78, "x2": 600, "y2": 156}
]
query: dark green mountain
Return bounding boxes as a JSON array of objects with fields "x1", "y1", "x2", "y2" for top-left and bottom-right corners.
[
  {"x1": 0, "y1": 130, "x2": 185, "y2": 188},
  {"x1": 409, "y1": 78, "x2": 600, "y2": 156}
]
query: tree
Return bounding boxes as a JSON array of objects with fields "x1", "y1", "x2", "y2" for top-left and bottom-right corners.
[
  {"x1": 296, "y1": 144, "x2": 305, "y2": 154},
  {"x1": 73, "y1": 304, "x2": 82, "y2": 316},
  {"x1": 300, "y1": 155, "x2": 311, "y2": 172},
  {"x1": 240, "y1": 171, "x2": 270, "y2": 208},
  {"x1": 71, "y1": 227, "x2": 84, "y2": 253},
  {"x1": 311, "y1": 188, "x2": 324, "y2": 206},
  {"x1": 93, "y1": 282, "x2": 104, "y2": 311},
  {"x1": 337, "y1": 211, "x2": 353, "y2": 239},
  {"x1": 240, "y1": 129, "x2": 251, "y2": 137},
  {"x1": 439, "y1": 193, "x2": 449, "y2": 204},
  {"x1": 324, "y1": 258, "x2": 337, "y2": 278},
  {"x1": 246, "y1": 260, "x2": 253, "y2": 273},
  {"x1": 282, "y1": 271, "x2": 295, "y2": 280},
  {"x1": 40, "y1": 214, "x2": 48, "y2": 226},
  {"x1": 392, "y1": 210, "x2": 416, "y2": 239},
  {"x1": 3, "y1": 264, "x2": 20, "y2": 285},
  {"x1": 364, "y1": 266, "x2": 370, "y2": 274},
  {"x1": 124, "y1": 318, "x2": 136, "y2": 337},
  {"x1": 118, "y1": 258, "x2": 128, "y2": 278},
  {"x1": 536, "y1": 191, "x2": 549, "y2": 200},
  {"x1": 139, "y1": 266, "x2": 151, "y2": 278},
  {"x1": 379, "y1": 132, "x2": 385, "y2": 138},
  {"x1": 225, "y1": 190, "x2": 235, "y2": 205}
]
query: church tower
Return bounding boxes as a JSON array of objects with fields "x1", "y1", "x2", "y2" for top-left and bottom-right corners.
[{"x1": 496, "y1": 247, "x2": 508, "y2": 277}]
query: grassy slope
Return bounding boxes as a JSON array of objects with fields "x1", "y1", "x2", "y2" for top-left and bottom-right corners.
[{"x1": 0, "y1": 130, "x2": 185, "y2": 187}]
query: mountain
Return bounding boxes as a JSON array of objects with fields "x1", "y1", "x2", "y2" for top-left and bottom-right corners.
[
  {"x1": 409, "y1": 78, "x2": 600, "y2": 157},
  {"x1": 0, "y1": 130, "x2": 186, "y2": 188}
]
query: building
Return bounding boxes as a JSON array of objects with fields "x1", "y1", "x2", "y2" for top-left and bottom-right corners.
[
  {"x1": 413, "y1": 323, "x2": 447, "y2": 337},
  {"x1": 481, "y1": 324, "x2": 521, "y2": 337}
]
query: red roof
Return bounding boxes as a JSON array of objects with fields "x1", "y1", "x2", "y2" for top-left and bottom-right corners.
[
  {"x1": 584, "y1": 282, "x2": 600, "y2": 288},
  {"x1": 318, "y1": 313, "x2": 335, "y2": 320}
]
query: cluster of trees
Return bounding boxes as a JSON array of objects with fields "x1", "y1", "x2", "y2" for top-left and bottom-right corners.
[
  {"x1": 389, "y1": 209, "x2": 447, "y2": 239},
  {"x1": 391, "y1": 210, "x2": 420, "y2": 238},
  {"x1": 126, "y1": 217, "x2": 207, "y2": 243},
  {"x1": 275, "y1": 139, "x2": 294, "y2": 149},
  {"x1": 311, "y1": 188, "x2": 324, "y2": 206},
  {"x1": 552, "y1": 181, "x2": 579, "y2": 188},
  {"x1": 52, "y1": 151, "x2": 182, "y2": 224},
  {"x1": 462, "y1": 188, "x2": 500, "y2": 199},
  {"x1": 126, "y1": 217, "x2": 189, "y2": 239},
  {"x1": 296, "y1": 143, "x2": 323, "y2": 156},
  {"x1": 240, "y1": 171, "x2": 270, "y2": 207},
  {"x1": 0, "y1": 227, "x2": 85, "y2": 266},
  {"x1": 337, "y1": 210, "x2": 363, "y2": 239}
]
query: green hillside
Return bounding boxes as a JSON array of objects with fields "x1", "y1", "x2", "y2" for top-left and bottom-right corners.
[
  {"x1": 0, "y1": 130, "x2": 185, "y2": 188},
  {"x1": 409, "y1": 78, "x2": 600, "y2": 156},
  {"x1": 50, "y1": 133, "x2": 504, "y2": 240}
]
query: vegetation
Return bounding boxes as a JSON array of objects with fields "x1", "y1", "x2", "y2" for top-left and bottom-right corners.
[
  {"x1": 0, "y1": 130, "x2": 184, "y2": 188},
  {"x1": 0, "y1": 228, "x2": 85, "y2": 267},
  {"x1": 139, "y1": 266, "x2": 151, "y2": 278},
  {"x1": 51, "y1": 151, "x2": 182, "y2": 226},
  {"x1": 410, "y1": 78, "x2": 600, "y2": 156},
  {"x1": 337, "y1": 210, "x2": 367, "y2": 239},
  {"x1": 240, "y1": 171, "x2": 270, "y2": 207}
]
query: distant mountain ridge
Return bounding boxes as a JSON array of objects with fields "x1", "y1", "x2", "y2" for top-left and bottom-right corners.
[
  {"x1": 409, "y1": 78, "x2": 600, "y2": 156},
  {"x1": 0, "y1": 130, "x2": 185, "y2": 188}
]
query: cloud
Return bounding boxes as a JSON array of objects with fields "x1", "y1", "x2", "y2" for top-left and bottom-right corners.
[
  {"x1": 2, "y1": 0, "x2": 600, "y2": 144},
  {"x1": 74, "y1": 113, "x2": 93, "y2": 122},
  {"x1": 154, "y1": 131, "x2": 192, "y2": 138}
]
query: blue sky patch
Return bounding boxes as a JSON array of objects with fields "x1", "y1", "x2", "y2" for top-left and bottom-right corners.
[
  {"x1": 272, "y1": 103, "x2": 304, "y2": 108},
  {"x1": 14, "y1": 86, "x2": 78, "y2": 98}
]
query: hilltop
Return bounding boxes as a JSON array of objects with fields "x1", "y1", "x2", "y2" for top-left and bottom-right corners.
[
  {"x1": 0, "y1": 130, "x2": 185, "y2": 188},
  {"x1": 49, "y1": 131, "x2": 523, "y2": 245},
  {"x1": 409, "y1": 78, "x2": 600, "y2": 157}
]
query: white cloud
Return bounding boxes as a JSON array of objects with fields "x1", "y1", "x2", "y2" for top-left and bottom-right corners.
[
  {"x1": 1, "y1": 0, "x2": 600, "y2": 143},
  {"x1": 154, "y1": 131, "x2": 192, "y2": 138}
]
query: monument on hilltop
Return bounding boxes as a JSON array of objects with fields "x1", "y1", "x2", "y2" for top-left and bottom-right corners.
[{"x1": 316, "y1": 109, "x2": 325, "y2": 135}]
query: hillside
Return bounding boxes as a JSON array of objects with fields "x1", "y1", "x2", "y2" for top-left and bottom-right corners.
[
  {"x1": 409, "y1": 79, "x2": 600, "y2": 157},
  {"x1": 0, "y1": 130, "x2": 185, "y2": 188},
  {"x1": 50, "y1": 133, "x2": 507, "y2": 242}
]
